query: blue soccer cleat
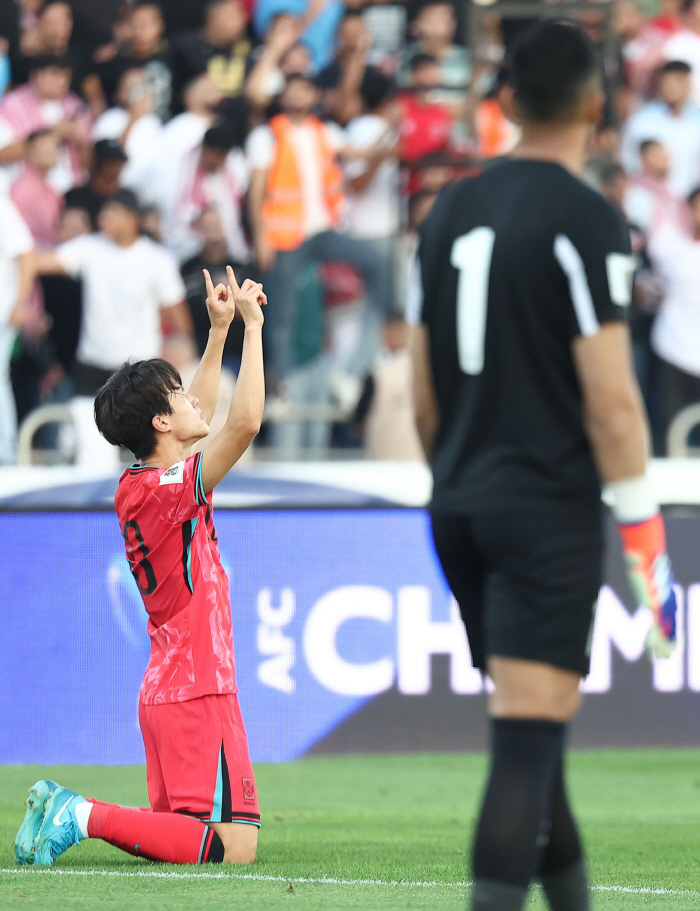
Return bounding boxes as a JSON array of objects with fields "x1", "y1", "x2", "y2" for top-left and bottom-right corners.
[
  {"x1": 14, "y1": 780, "x2": 59, "y2": 865},
  {"x1": 32, "y1": 786, "x2": 86, "y2": 866}
]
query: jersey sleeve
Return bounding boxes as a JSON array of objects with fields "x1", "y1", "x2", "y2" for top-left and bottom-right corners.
[
  {"x1": 554, "y1": 198, "x2": 635, "y2": 339},
  {"x1": 150, "y1": 452, "x2": 208, "y2": 525}
]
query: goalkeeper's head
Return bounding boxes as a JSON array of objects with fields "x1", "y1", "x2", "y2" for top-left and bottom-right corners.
[{"x1": 506, "y1": 20, "x2": 602, "y2": 128}]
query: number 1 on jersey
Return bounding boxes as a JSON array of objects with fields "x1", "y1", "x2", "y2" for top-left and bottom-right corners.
[{"x1": 450, "y1": 227, "x2": 495, "y2": 375}]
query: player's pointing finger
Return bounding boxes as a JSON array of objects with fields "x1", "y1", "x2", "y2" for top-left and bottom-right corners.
[
  {"x1": 203, "y1": 268, "x2": 215, "y2": 299},
  {"x1": 226, "y1": 265, "x2": 240, "y2": 292}
]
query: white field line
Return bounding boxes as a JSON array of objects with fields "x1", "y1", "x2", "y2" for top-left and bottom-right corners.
[{"x1": 1, "y1": 868, "x2": 699, "y2": 896}]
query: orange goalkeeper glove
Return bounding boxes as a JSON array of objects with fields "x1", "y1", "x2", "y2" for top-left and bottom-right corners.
[{"x1": 612, "y1": 476, "x2": 677, "y2": 660}]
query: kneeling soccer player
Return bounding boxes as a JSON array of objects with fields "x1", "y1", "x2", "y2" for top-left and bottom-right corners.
[{"x1": 15, "y1": 267, "x2": 266, "y2": 866}]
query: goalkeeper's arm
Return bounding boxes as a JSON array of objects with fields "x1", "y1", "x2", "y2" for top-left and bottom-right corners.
[{"x1": 573, "y1": 322, "x2": 677, "y2": 658}]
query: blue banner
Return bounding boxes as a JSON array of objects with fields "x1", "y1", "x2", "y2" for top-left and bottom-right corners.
[
  {"x1": 1, "y1": 510, "x2": 457, "y2": 764},
  {"x1": 3, "y1": 510, "x2": 700, "y2": 764}
]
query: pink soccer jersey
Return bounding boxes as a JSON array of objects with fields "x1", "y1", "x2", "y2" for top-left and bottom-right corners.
[{"x1": 114, "y1": 452, "x2": 237, "y2": 705}]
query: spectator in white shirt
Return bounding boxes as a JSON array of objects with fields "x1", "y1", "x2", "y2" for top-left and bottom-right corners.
[
  {"x1": 343, "y1": 70, "x2": 400, "y2": 310},
  {"x1": 663, "y1": 0, "x2": 700, "y2": 106},
  {"x1": 648, "y1": 185, "x2": 700, "y2": 448},
  {"x1": 621, "y1": 59, "x2": 700, "y2": 196},
  {"x1": 156, "y1": 123, "x2": 250, "y2": 265},
  {"x1": 0, "y1": 197, "x2": 34, "y2": 464},
  {"x1": 33, "y1": 188, "x2": 193, "y2": 467},
  {"x1": 624, "y1": 139, "x2": 686, "y2": 234},
  {"x1": 160, "y1": 72, "x2": 225, "y2": 165},
  {"x1": 33, "y1": 188, "x2": 192, "y2": 392},
  {"x1": 93, "y1": 66, "x2": 163, "y2": 197}
]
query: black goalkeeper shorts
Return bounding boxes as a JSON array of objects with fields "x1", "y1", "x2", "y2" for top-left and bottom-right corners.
[{"x1": 430, "y1": 499, "x2": 604, "y2": 677}]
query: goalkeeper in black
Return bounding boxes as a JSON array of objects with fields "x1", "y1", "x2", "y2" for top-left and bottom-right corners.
[{"x1": 410, "y1": 20, "x2": 678, "y2": 911}]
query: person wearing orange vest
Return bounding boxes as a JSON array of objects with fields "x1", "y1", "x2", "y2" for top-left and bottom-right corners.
[{"x1": 247, "y1": 72, "x2": 391, "y2": 386}]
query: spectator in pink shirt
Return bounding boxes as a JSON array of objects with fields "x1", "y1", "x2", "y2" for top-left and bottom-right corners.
[
  {"x1": 11, "y1": 129, "x2": 63, "y2": 248},
  {"x1": 0, "y1": 55, "x2": 92, "y2": 193},
  {"x1": 11, "y1": 129, "x2": 63, "y2": 342}
]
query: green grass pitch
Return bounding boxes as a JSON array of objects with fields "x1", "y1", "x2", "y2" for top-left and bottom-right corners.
[{"x1": 1, "y1": 751, "x2": 700, "y2": 910}]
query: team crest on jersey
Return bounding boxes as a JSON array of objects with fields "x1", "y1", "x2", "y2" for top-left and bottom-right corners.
[
  {"x1": 242, "y1": 777, "x2": 256, "y2": 803},
  {"x1": 159, "y1": 461, "x2": 185, "y2": 485}
]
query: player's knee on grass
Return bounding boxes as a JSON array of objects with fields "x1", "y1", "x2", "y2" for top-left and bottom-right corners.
[
  {"x1": 210, "y1": 821, "x2": 258, "y2": 864},
  {"x1": 488, "y1": 657, "x2": 582, "y2": 721}
]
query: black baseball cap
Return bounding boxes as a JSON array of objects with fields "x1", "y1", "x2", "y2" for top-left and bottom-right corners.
[{"x1": 94, "y1": 139, "x2": 128, "y2": 163}]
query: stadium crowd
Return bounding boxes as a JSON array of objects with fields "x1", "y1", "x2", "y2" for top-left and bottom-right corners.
[{"x1": 0, "y1": 0, "x2": 699, "y2": 464}]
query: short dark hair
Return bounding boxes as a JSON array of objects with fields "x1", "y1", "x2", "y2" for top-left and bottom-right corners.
[
  {"x1": 409, "y1": 52, "x2": 438, "y2": 73},
  {"x1": 29, "y1": 53, "x2": 73, "y2": 73},
  {"x1": 360, "y1": 69, "x2": 395, "y2": 111},
  {"x1": 660, "y1": 59, "x2": 692, "y2": 76},
  {"x1": 27, "y1": 128, "x2": 54, "y2": 144},
  {"x1": 203, "y1": 123, "x2": 237, "y2": 151},
  {"x1": 94, "y1": 359, "x2": 181, "y2": 460},
  {"x1": 598, "y1": 159, "x2": 625, "y2": 187},
  {"x1": 508, "y1": 20, "x2": 600, "y2": 124},
  {"x1": 286, "y1": 71, "x2": 316, "y2": 88},
  {"x1": 639, "y1": 138, "x2": 662, "y2": 156},
  {"x1": 132, "y1": 0, "x2": 164, "y2": 14}
]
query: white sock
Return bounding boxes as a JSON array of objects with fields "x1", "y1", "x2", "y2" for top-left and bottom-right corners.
[{"x1": 74, "y1": 800, "x2": 93, "y2": 839}]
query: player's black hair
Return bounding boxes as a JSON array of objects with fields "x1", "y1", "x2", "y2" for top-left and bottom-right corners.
[
  {"x1": 94, "y1": 359, "x2": 182, "y2": 460},
  {"x1": 508, "y1": 20, "x2": 600, "y2": 124},
  {"x1": 360, "y1": 69, "x2": 396, "y2": 111},
  {"x1": 639, "y1": 138, "x2": 662, "y2": 156},
  {"x1": 660, "y1": 59, "x2": 692, "y2": 76}
]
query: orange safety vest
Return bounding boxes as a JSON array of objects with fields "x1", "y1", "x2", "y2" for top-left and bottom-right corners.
[
  {"x1": 263, "y1": 114, "x2": 345, "y2": 251},
  {"x1": 477, "y1": 98, "x2": 512, "y2": 160}
]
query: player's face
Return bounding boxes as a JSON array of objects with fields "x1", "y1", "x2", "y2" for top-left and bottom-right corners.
[{"x1": 167, "y1": 388, "x2": 210, "y2": 443}]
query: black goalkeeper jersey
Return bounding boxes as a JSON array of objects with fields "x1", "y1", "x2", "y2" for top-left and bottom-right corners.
[{"x1": 413, "y1": 158, "x2": 635, "y2": 515}]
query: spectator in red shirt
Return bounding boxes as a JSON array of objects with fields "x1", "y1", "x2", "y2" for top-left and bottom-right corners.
[{"x1": 399, "y1": 53, "x2": 452, "y2": 195}]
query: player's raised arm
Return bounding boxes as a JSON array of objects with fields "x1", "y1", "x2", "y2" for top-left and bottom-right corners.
[
  {"x1": 199, "y1": 266, "x2": 266, "y2": 492},
  {"x1": 573, "y1": 322, "x2": 678, "y2": 659},
  {"x1": 186, "y1": 269, "x2": 237, "y2": 423}
]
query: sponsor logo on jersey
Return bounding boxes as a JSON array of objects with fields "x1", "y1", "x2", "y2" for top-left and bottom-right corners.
[{"x1": 159, "y1": 461, "x2": 185, "y2": 485}]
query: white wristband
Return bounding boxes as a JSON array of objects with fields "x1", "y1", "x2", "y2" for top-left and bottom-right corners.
[{"x1": 609, "y1": 473, "x2": 658, "y2": 523}]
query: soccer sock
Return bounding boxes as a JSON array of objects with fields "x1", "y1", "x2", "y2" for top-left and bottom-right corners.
[
  {"x1": 86, "y1": 802, "x2": 224, "y2": 864},
  {"x1": 538, "y1": 758, "x2": 590, "y2": 911},
  {"x1": 470, "y1": 718, "x2": 565, "y2": 911}
]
